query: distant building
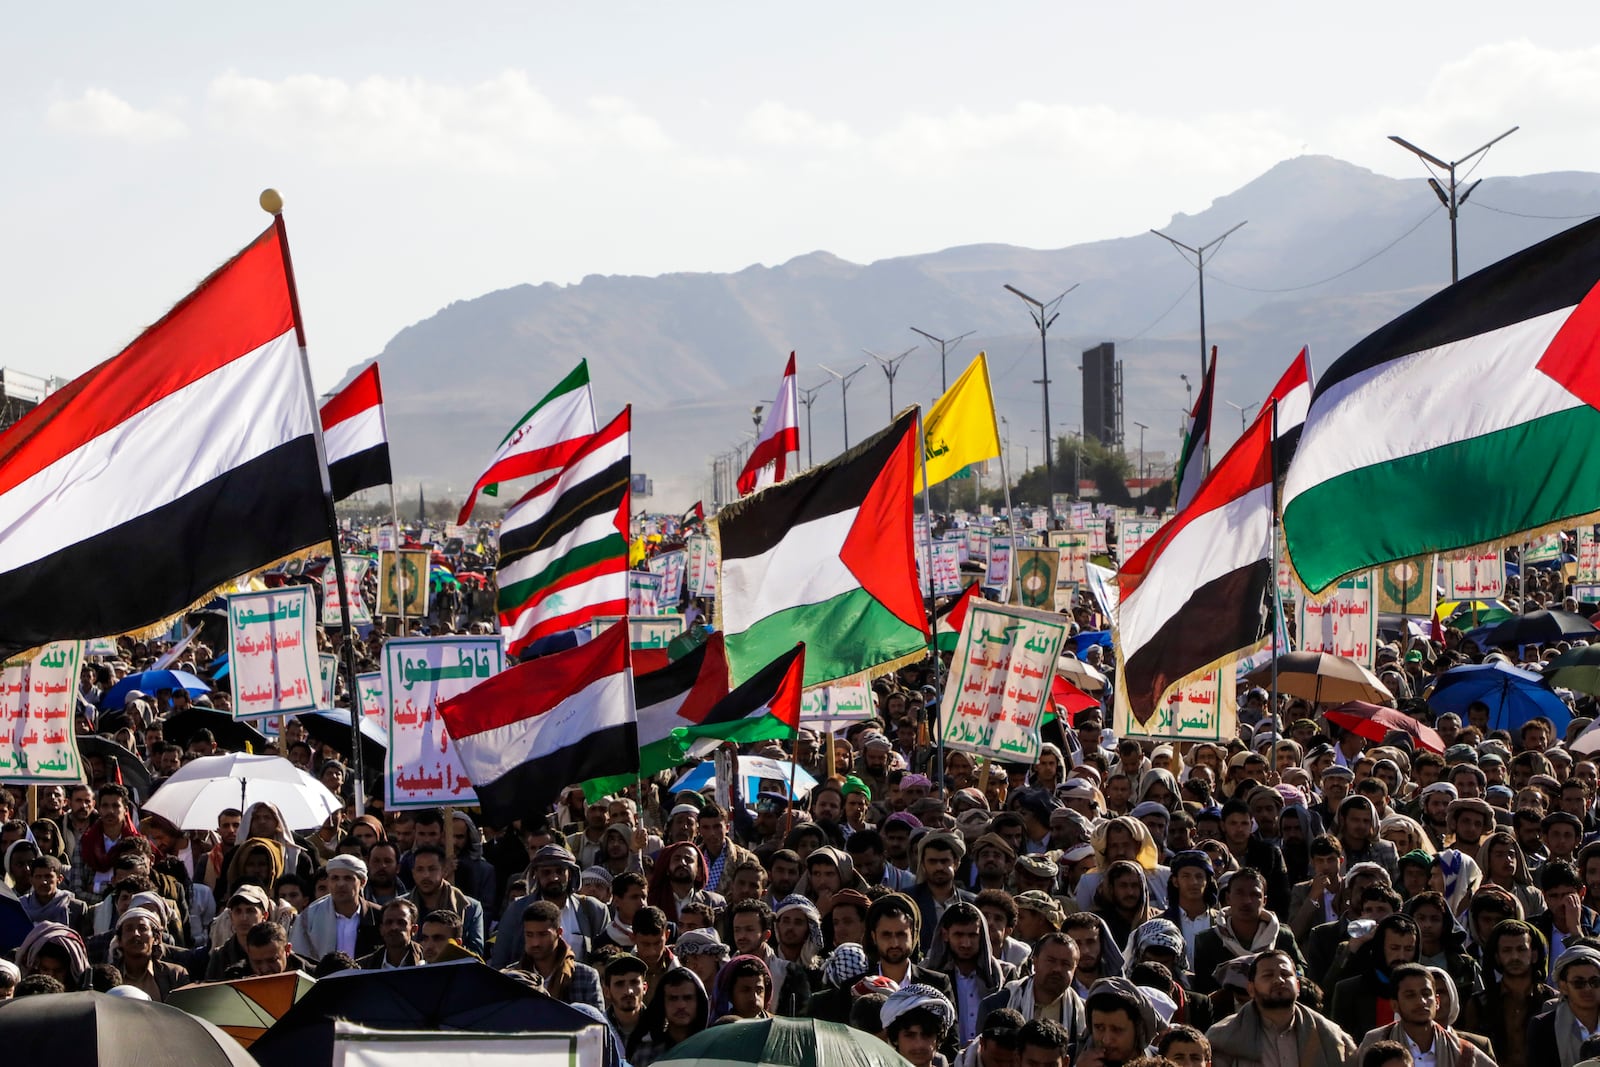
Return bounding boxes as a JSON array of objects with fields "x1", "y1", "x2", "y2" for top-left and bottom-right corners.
[
  {"x1": 1081, "y1": 343, "x2": 1122, "y2": 451},
  {"x1": 0, "y1": 368, "x2": 62, "y2": 432}
]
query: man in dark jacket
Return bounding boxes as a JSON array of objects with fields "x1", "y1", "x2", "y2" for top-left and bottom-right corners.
[
  {"x1": 904, "y1": 832, "x2": 975, "y2": 955},
  {"x1": 865, "y1": 893, "x2": 954, "y2": 1000},
  {"x1": 491, "y1": 844, "x2": 608, "y2": 968},
  {"x1": 1457, "y1": 918, "x2": 1557, "y2": 1067},
  {"x1": 1526, "y1": 944, "x2": 1600, "y2": 1067},
  {"x1": 1328, "y1": 913, "x2": 1420, "y2": 1039}
]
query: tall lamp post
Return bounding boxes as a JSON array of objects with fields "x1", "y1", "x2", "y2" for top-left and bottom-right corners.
[
  {"x1": 1150, "y1": 222, "x2": 1247, "y2": 377},
  {"x1": 1133, "y1": 421, "x2": 1148, "y2": 488},
  {"x1": 1003, "y1": 283, "x2": 1078, "y2": 504},
  {"x1": 819, "y1": 363, "x2": 867, "y2": 450},
  {"x1": 1388, "y1": 126, "x2": 1518, "y2": 283},
  {"x1": 866, "y1": 346, "x2": 917, "y2": 419},
  {"x1": 1224, "y1": 399, "x2": 1259, "y2": 432},
  {"x1": 909, "y1": 327, "x2": 975, "y2": 395},
  {"x1": 796, "y1": 382, "x2": 825, "y2": 469}
]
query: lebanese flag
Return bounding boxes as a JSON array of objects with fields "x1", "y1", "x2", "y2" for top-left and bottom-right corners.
[
  {"x1": 438, "y1": 620, "x2": 638, "y2": 824},
  {"x1": 1262, "y1": 346, "x2": 1313, "y2": 471},
  {"x1": 319, "y1": 363, "x2": 392, "y2": 501},
  {"x1": 1115, "y1": 408, "x2": 1275, "y2": 724},
  {"x1": 737, "y1": 352, "x2": 800, "y2": 495},
  {"x1": 0, "y1": 223, "x2": 326, "y2": 653}
]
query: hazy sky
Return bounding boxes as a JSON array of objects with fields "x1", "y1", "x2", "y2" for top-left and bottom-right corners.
[{"x1": 7, "y1": 5, "x2": 1600, "y2": 397}]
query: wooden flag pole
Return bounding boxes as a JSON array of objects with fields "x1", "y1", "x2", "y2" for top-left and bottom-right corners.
[{"x1": 263, "y1": 188, "x2": 367, "y2": 813}]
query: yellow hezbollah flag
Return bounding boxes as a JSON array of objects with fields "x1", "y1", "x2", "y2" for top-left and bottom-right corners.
[{"x1": 915, "y1": 352, "x2": 1001, "y2": 492}]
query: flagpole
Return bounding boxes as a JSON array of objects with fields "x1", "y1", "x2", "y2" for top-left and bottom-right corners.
[
  {"x1": 388, "y1": 483, "x2": 407, "y2": 639},
  {"x1": 262, "y1": 189, "x2": 366, "y2": 811},
  {"x1": 1269, "y1": 398, "x2": 1281, "y2": 750},
  {"x1": 916, "y1": 406, "x2": 945, "y2": 797}
]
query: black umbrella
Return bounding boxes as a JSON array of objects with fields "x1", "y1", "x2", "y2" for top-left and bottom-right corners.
[
  {"x1": 0, "y1": 990, "x2": 255, "y2": 1067},
  {"x1": 250, "y1": 961, "x2": 606, "y2": 1067},
  {"x1": 1480, "y1": 608, "x2": 1598, "y2": 648},
  {"x1": 162, "y1": 706, "x2": 269, "y2": 753},
  {"x1": 76, "y1": 734, "x2": 153, "y2": 799},
  {"x1": 296, "y1": 708, "x2": 386, "y2": 768}
]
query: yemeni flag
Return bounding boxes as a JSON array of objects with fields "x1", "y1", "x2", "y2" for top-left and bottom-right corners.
[
  {"x1": 583, "y1": 633, "x2": 732, "y2": 800},
  {"x1": 1263, "y1": 347, "x2": 1313, "y2": 472},
  {"x1": 0, "y1": 222, "x2": 327, "y2": 653},
  {"x1": 458, "y1": 360, "x2": 596, "y2": 523},
  {"x1": 1174, "y1": 347, "x2": 1216, "y2": 510},
  {"x1": 934, "y1": 581, "x2": 981, "y2": 652},
  {"x1": 675, "y1": 642, "x2": 804, "y2": 746},
  {"x1": 1115, "y1": 406, "x2": 1275, "y2": 724},
  {"x1": 497, "y1": 408, "x2": 630, "y2": 655},
  {"x1": 737, "y1": 352, "x2": 801, "y2": 495},
  {"x1": 438, "y1": 619, "x2": 637, "y2": 824},
  {"x1": 1284, "y1": 215, "x2": 1600, "y2": 594},
  {"x1": 319, "y1": 362, "x2": 392, "y2": 501},
  {"x1": 717, "y1": 409, "x2": 930, "y2": 688}
]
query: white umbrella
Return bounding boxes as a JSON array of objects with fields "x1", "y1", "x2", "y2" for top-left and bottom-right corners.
[
  {"x1": 1056, "y1": 654, "x2": 1107, "y2": 693},
  {"x1": 1572, "y1": 718, "x2": 1600, "y2": 757},
  {"x1": 145, "y1": 753, "x2": 342, "y2": 831},
  {"x1": 669, "y1": 756, "x2": 819, "y2": 801}
]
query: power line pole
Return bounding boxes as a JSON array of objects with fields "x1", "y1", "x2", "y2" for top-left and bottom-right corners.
[
  {"x1": 797, "y1": 382, "x2": 825, "y2": 469},
  {"x1": 865, "y1": 346, "x2": 917, "y2": 419},
  {"x1": 1150, "y1": 222, "x2": 1247, "y2": 377},
  {"x1": 1389, "y1": 126, "x2": 1518, "y2": 283},
  {"x1": 1003, "y1": 283, "x2": 1078, "y2": 507},
  {"x1": 909, "y1": 327, "x2": 976, "y2": 396},
  {"x1": 1133, "y1": 420, "x2": 1148, "y2": 488},
  {"x1": 819, "y1": 363, "x2": 867, "y2": 450},
  {"x1": 1224, "y1": 399, "x2": 1258, "y2": 432}
]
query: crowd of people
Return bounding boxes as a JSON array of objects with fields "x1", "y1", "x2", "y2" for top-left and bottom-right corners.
[{"x1": 6, "y1": 545, "x2": 1600, "y2": 1067}]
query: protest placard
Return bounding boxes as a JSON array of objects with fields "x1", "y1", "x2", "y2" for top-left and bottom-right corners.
[
  {"x1": 966, "y1": 526, "x2": 991, "y2": 563},
  {"x1": 1012, "y1": 546, "x2": 1060, "y2": 610},
  {"x1": 1375, "y1": 556, "x2": 1434, "y2": 616},
  {"x1": 939, "y1": 601, "x2": 1068, "y2": 762},
  {"x1": 590, "y1": 614, "x2": 684, "y2": 650},
  {"x1": 319, "y1": 654, "x2": 339, "y2": 707},
  {"x1": 686, "y1": 535, "x2": 719, "y2": 597},
  {"x1": 378, "y1": 550, "x2": 430, "y2": 617},
  {"x1": 321, "y1": 556, "x2": 373, "y2": 627},
  {"x1": 1118, "y1": 517, "x2": 1163, "y2": 562},
  {"x1": 1068, "y1": 501, "x2": 1093, "y2": 529},
  {"x1": 985, "y1": 537, "x2": 1012, "y2": 599},
  {"x1": 647, "y1": 549, "x2": 687, "y2": 610},
  {"x1": 930, "y1": 540, "x2": 963, "y2": 596},
  {"x1": 228, "y1": 586, "x2": 319, "y2": 718},
  {"x1": 1438, "y1": 545, "x2": 1504, "y2": 600},
  {"x1": 1115, "y1": 668, "x2": 1234, "y2": 742},
  {"x1": 1298, "y1": 572, "x2": 1377, "y2": 667},
  {"x1": 628, "y1": 571, "x2": 662, "y2": 615},
  {"x1": 356, "y1": 671, "x2": 387, "y2": 739},
  {"x1": 1579, "y1": 528, "x2": 1600, "y2": 583},
  {"x1": 383, "y1": 636, "x2": 504, "y2": 809},
  {"x1": 1525, "y1": 533, "x2": 1564, "y2": 564},
  {"x1": 1051, "y1": 493, "x2": 1072, "y2": 519},
  {"x1": 0, "y1": 642, "x2": 84, "y2": 785},
  {"x1": 798, "y1": 679, "x2": 876, "y2": 724}
]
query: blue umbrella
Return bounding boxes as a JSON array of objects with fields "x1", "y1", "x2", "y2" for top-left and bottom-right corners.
[
  {"x1": 100, "y1": 669, "x2": 211, "y2": 710},
  {"x1": 1426, "y1": 661, "x2": 1571, "y2": 734}
]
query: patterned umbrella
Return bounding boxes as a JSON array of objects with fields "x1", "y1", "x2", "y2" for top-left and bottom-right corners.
[
  {"x1": 0, "y1": 990, "x2": 256, "y2": 1067},
  {"x1": 168, "y1": 971, "x2": 314, "y2": 1049},
  {"x1": 655, "y1": 1017, "x2": 913, "y2": 1067}
]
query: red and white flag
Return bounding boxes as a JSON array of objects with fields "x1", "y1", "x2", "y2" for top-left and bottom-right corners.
[
  {"x1": 1261, "y1": 346, "x2": 1313, "y2": 470},
  {"x1": 737, "y1": 352, "x2": 800, "y2": 495},
  {"x1": 319, "y1": 362, "x2": 392, "y2": 501},
  {"x1": 0, "y1": 223, "x2": 327, "y2": 653}
]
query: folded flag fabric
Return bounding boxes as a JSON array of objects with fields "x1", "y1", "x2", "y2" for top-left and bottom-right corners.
[
  {"x1": 716, "y1": 409, "x2": 930, "y2": 688},
  {"x1": 497, "y1": 407, "x2": 630, "y2": 656},
  {"x1": 674, "y1": 642, "x2": 804, "y2": 747},
  {"x1": 1115, "y1": 405, "x2": 1275, "y2": 724},
  {"x1": 0, "y1": 222, "x2": 326, "y2": 653},
  {"x1": 737, "y1": 352, "x2": 800, "y2": 495},
  {"x1": 915, "y1": 352, "x2": 1002, "y2": 493},
  {"x1": 934, "y1": 581, "x2": 981, "y2": 653},
  {"x1": 1283, "y1": 215, "x2": 1600, "y2": 594},
  {"x1": 1262, "y1": 346, "x2": 1312, "y2": 472},
  {"x1": 458, "y1": 360, "x2": 596, "y2": 523},
  {"x1": 438, "y1": 619, "x2": 637, "y2": 825},
  {"x1": 1049, "y1": 674, "x2": 1101, "y2": 726},
  {"x1": 319, "y1": 362, "x2": 392, "y2": 501},
  {"x1": 1174, "y1": 346, "x2": 1216, "y2": 511}
]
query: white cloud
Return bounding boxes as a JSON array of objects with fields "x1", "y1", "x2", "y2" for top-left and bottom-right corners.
[
  {"x1": 744, "y1": 101, "x2": 860, "y2": 151},
  {"x1": 46, "y1": 89, "x2": 187, "y2": 143}
]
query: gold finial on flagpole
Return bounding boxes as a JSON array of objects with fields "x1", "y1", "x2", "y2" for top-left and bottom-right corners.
[{"x1": 259, "y1": 188, "x2": 284, "y2": 216}]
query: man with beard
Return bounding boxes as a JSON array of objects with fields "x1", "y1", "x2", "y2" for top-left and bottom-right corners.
[
  {"x1": 1446, "y1": 799, "x2": 1494, "y2": 863},
  {"x1": 1527, "y1": 945, "x2": 1600, "y2": 1067},
  {"x1": 770, "y1": 895, "x2": 822, "y2": 1015},
  {"x1": 1090, "y1": 861, "x2": 1152, "y2": 947},
  {"x1": 603, "y1": 953, "x2": 657, "y2": 1065},
  {"x1": 1335, "y1": 795, "x2": 1397, "y2": 877},
  {"x1": 1078, "y1": 977, "x2": 1161, "y2": 1067},
  {"x1": 490, "y1": 844, "x2": 608, "y2": 968},
  {"x1": 1063, "y1": 914, "x2": 1120, "y2": 996},
  {"x1": 1191, "y1": 868, "x2": 1303, "y2": 994},
  {"x1": 1418, "y1": 783, "x2": 1456, "y2": 851},
  {"x1": 980, "y1": 932, "x2": 1085, "y2": 1048},
  {"x1": 363, "y1": 841, "x2": 403, "y2": 905},
  {"x1": 1206, "y1": 949, "x2": 1357, "y2": 1067},
  {"x1": 696, "y1": 803, "x2": 752, "y2": 895},
  {"x1": 1220, "y1": 799, "x2": 1291, "y2": 917},
  {"x1": 645, "y1": 841, "x2": 724, "y2": 925},
  {"x1": 925, "y1": 901, "x2": 1016, "y2": 1045},
  {"x1": 1329, "y1": 914, "x2": 1421, "y2": 1038},
  {"x1": 907, "y1": 832, "x2": 976, "y2": 954},
  {"x1": 969, "y1": 833, "x2": 1017, "y2": 893},
  {"x1": 358, "y1": 899, "x2": 424, "y2": 969},
  {"x1": 404, "y1": 845, "x2": 484, "y2": 957},
  {"x1": 1357, "y1": 963, "x2": 1495, "y2": 1067},
  {"x1": 864, "y1": 893, "x2": 954, "y2": 998},
  {"x1": 764, "y1": 849, "x2": 802, "y2": 905},
  {"x1": 847, "y1": 829, "x2": 914, "y2": 891},
  {"x1": 641, "y1": 966, "x2": 709, "y2": 1058},
  {"x1": 1458, "y1": 919, "x2": 1557, "y2": 1067},
  {"x1": 855, "y1": 733, "x2": 893, "y2": 800}
]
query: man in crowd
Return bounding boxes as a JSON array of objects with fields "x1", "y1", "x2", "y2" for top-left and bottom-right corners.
[
  {"x1": 290, "y1": 854, "x2": 382, "y2": 960},
  {"x1": 504, "y1": 899, "x2": 602, "y2": 1008},
  {"x1": 359, "y1": 898, "x2": 423, "y2": 969}
]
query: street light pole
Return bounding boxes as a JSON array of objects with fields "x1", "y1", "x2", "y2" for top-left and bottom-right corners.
[
  {"x1": 866, "y1": 346, "x2": 917, "y2": 419},
  {"x1": 797, "y1": 382, "x2": 825, "y2": 469},
  {"x1": 1388, "y1": 126, "x2": 1518, "y2": 283},
  {"x1": 1003, "y1": 283, "x2": 1078, "y2": 507},
  {"x1": 909, "y1": 327, "x2": 976, "y2": 396},
  {"x1": 1150, "y1": 222, "x2": 1247, "y2": 377},
  {"x1": 1133, "y1": 421, "x2": 1148, "y2": 488},
  {"x1": 1224, "y1": 399, "x2": 1259, "y2": 432},
  {"x1": 819, "y1": 363, "x2": 867, "y2": 450}
]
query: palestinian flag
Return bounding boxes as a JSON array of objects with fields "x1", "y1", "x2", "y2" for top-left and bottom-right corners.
[
  {"x1": 319, "y1": 362, "x2": 392, "y2": 501},
  {"x1": 679, "y1": 500, "x2": 706, "y2": 532},
  {"x1": 497, "y1": 408, "x2": 629, "y2": 655},
  {"x1": 458, "y1": 361, "x2": 596, "y2": 523},
  {"x1": 1174, "y1": 346, "x2": 1216, "y2": 510},
  {"x1": 934, "y1": 581, "x2": 981, "y2": 652},
  {"x1": 1284, "y1": 215, "x2": 1600, "y2": 594},
  {"x1": 0, "y1": 222, "x2": 327, "y2": 653},
  {"x1": 716, "y1": 409, "x2": 929, "y2": 688},
  {"x1": 1046, "y1": 674, "x2": 1101, "y2": 727},
  {"x1": 438, "y1": 620, "x2": 637, "y2": 824},
  {"x1": 675, "y1": 643, "x2": 804, "y2": 746},
  {"x1": 1115, "y1": 407, "x2": 1274, "y2": 724}
]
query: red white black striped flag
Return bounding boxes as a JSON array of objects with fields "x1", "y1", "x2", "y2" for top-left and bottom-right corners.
[{"x1": 319, "y1": 362, "x2": 392, "y2": 501}]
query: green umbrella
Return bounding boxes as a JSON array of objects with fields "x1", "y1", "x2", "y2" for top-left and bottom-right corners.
[
  {"x1": 655, "y1": 1018, "x2": 912, "y2": 1067},
  {"x1": 1541, "y1": 643, "x2": 1600, "y2": 695}
]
